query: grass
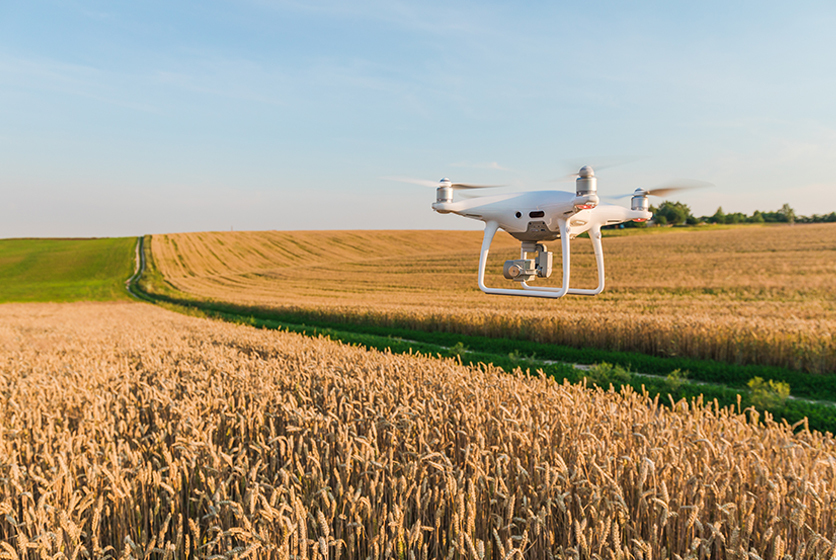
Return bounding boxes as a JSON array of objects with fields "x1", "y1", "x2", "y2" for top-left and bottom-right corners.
[{"x1": 0, "y1": 237, "x2": 136, "y2": 303}]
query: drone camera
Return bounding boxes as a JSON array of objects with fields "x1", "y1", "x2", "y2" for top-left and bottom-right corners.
[
  {"x1": 503, "y1": 259, "x2": 536, "y2": 281},
  {"x1": 504, "y1": 242, "x2": 553, "y2": 282}
]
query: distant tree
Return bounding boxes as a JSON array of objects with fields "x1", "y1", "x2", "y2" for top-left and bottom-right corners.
[
  {"x1": 655, "y1": 201, "x2": 692, "y2": 226},
  {"x1": 620, "y1": 202, "x2": 833, "y2": 228},
  {"x1": 760, "y1": 209, "x2": 783, "y2": 223},
  {"x1": 726, "y1": 212, "x2": 747, "y2": 224},
  {"x1": 800, "y1": 212, "x2": 836, "y2": 223},
  {"x1": 779, "y1": 203, "x2": 796, "y2": 224}
]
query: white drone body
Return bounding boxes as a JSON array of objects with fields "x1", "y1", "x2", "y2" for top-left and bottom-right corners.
[{"x1": 429, "y1": 166, "x2": 654, "y2": 299}]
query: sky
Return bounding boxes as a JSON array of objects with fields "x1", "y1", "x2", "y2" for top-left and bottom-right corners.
[{"x1": 2, "y1": 0, "x2": 836, "y2": 237}]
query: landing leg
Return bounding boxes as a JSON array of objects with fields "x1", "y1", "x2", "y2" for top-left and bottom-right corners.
[
  {"x1": 478, "y1": 220, "x2": 571, "y2": 299},
  {"x1": 567, "y1": 224, "x2": 605, "y2": 295}
]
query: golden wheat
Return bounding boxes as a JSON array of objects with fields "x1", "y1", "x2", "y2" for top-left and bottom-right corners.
[
  {"x1": 143, "y1": 224, "x2": 836, "y2": 372},
  {"x1": 1, "y1": 301, "x2": 835, "y2": 558}
]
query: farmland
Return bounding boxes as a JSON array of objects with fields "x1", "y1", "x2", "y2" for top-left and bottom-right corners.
[
  {"x1": 2, "y1": 302, "x2": 836, "y2": 558},
  {"x1": 0, "y1": 237, "x2": 136, "y2": 303},
  {"x1": 142, "y1": 224, "x2": 836, "y2": 373}
]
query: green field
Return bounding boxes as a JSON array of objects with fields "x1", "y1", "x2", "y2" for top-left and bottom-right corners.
[{"x1": 0, "y1": 237, "x2": 137, "y2": 303}]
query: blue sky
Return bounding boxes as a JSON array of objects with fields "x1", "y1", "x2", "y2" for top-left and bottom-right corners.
[{"x1": 2, "y1": 1, "x2": 835, "y2": 236}]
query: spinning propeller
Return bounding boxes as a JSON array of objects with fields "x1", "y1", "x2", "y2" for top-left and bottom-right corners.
[
  {"x1": 611, "y1": 179, "x2": 713, "y2": 199},
  {"x1": 552, "y1": 156, "x2": 644, "y2": 182},
  {"x1": 384, "y1": 176, "x2": 504, "y2": 190},
  {"x1": 385, "y1": 176, "x2": 506, "y2": 204}
]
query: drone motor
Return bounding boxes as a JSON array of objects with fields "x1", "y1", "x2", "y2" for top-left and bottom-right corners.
[
  {"x1": 436, "y1": 179, "x2": 453, "y2": 203},
  {"x1": 631, "y1": 189, "x2": 650, "y2": 212},
  {"x1": 574, "y1": 165, "x2": 599, "y2": 210}
]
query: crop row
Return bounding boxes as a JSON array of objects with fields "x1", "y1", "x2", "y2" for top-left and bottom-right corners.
[{"x1": 1, "y1": 302, "x2": 835, "y2": 558}]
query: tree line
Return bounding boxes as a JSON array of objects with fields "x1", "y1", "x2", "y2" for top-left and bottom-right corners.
[{"x1": 628, "y1": 201, "x2": 836, "y2": 227}]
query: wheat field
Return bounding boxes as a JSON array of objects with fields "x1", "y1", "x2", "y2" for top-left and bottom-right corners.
[
  {"x1": 2, "y1": 301, "x2": 835, "y2": 559},
  {"x1": 144, "y1": 224, "x2": 836, "y2": 372}
]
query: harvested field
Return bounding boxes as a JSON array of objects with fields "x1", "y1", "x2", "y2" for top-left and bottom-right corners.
[
  {"x1": 143, "y1": 224, "x2": 836, "y2": 372},
  {"x1": 1, "y1": 301, "x2": 835, "y2": 558}
]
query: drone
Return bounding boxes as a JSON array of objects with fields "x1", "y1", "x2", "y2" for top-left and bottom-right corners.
[{"x1": 390, "y1": 166, "x2": 702, "y2": 299}]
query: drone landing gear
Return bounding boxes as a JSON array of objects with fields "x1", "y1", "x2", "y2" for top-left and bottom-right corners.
[{"x1": 477, "y1": 220, "x2": 605, "y2": 299}]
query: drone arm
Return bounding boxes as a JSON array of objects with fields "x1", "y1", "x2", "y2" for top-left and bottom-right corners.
[{"x1": 478, "y1": 220, "x2": 570, "y2": 298}]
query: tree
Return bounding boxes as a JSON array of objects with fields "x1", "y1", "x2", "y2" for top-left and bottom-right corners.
[
  {"x1": 647, "y1": 202, "x2": 833, "y2": 228},
  {"x1": 654, "y1": 201, "x2": 692, "y2": 226},
  {"x1": 779, "y1": 203, "x2": 796, "y2": 224},
  {"x1": 726, "y1": 212, "x2": 746, "y2": 224}
]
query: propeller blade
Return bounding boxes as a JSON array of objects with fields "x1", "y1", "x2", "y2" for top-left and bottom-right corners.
[
  {"x1": 609, "y1": 180, "x2": 713, "y2": 199},
  {"x1": 450, "y1": 183, "x2": 506, "y2": 189},
  {"x1": 383, "y1": 176, "x2": 505, "y2": 190},
  {"x1": 644, "y1": 180, "x2": 713, "y2": 198},
  {"x1": 550, "y1": 156, "x2": 646, "y2": 182},
  {"x1": 568, "y1": 156, "x2": 644, "y2": 172},
  {"x1": 549, "y1": 172, "x2": 582, "y2": 183},
  {"x1": 382, "y1": 176, "x2": 440, "y2": 188}
]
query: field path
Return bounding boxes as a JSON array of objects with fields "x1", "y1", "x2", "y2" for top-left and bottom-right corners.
[{"x1": 125, "y1": 236, "x2": 146, "y2": 299}]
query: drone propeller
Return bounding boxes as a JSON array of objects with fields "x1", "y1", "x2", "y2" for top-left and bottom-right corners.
[
  {"x1": 384, "y1": 176, "x2": 505, "y2": 190},
  {"x1": 551, "y1": 156, "x2": 645, "y2": 182},
  {"x1": 552, "y1": 170, "x2": 589, "y2": 182},
  {"x1": 610, "y1": 179, "x2": 713, "y2": 199}
]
